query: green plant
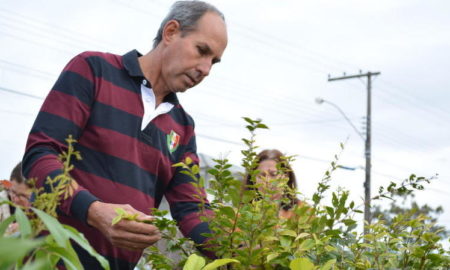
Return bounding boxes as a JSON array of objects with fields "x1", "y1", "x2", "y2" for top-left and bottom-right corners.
[
  {"x1": 151, "y1": 117, "x2": 450, "y2": 270},
  {"x1": 0, "y1": 136, "x2": 109, "y2": 270}
]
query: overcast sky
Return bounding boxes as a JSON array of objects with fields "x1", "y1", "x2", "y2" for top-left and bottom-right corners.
[{"x1": 1, "y1": 0, "x2": 449, "y2": 233}]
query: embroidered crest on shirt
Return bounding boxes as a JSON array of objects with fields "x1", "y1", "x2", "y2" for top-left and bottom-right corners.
[{"x1": 166, "y1": 130, "x2": 180, "y2": 153}]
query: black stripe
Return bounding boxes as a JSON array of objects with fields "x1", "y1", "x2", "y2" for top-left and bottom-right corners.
[
  {"x1": 171, "y1": 201, "x2": 211, "y2": 222},
  {"x1": 168, "y1": 167, "x2": 198, "y2": 188},
  {"x1": 70, "y1": 190, "x2": 100, "y2": 224},
  {"x1": 52, "y1": 71, "x2": 94, "y2": 106},
  {"x1": 73, "y1": 144, "x2": 158, "y2": 197},
  {"x1": 86, "y1": 55, "x2": 141, "y2": 94},
  {"x1": 169, "y1": 106, "x2": 195, "y2": 127},
  {"x1": 89, "y1": 103, "x2": 190, "y2": 163},
  {"x1": 31, "y1": 111, "x2": 82, "y2": 144},
  {"x1": 22, "y1": 146, "x2": 59, "y2": 177},
  {"x1": 188, "y1": 222, "x2": 211, "y2": 245},
  {"x1": 89, "y1": 102, "x2": 141, "y2": 138}
]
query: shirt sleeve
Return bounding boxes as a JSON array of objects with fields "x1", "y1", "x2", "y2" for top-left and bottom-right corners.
[
  {"x1": 22, "y1": 52, "x2": 99, "y2": 223},
  {"x1": 164, "y1": 133, "x2": 215, "y2": 257}
]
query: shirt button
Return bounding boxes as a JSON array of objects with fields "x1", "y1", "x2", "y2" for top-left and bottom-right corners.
[{"x1": 142, "y1": 79, "x2": 147, "y2": 85}]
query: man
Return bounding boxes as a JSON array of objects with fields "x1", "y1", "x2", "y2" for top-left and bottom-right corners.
[{"x1": 22, "y1": 1, "x2": 227, "y2": 269}]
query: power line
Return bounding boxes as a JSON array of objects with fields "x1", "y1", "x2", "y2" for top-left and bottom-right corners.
[{"x1": 0, "y1": 86, "x2": 44, "y2": 100}]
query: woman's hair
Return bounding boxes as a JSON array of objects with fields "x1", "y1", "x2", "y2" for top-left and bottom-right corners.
[{"x1": 245, "y1": 149, "x2": 298, "y2": 210}]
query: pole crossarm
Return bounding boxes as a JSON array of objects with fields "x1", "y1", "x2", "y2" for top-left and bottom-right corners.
[{"x1": 328, "y1": 72, "x2": 380, "y2": 81}]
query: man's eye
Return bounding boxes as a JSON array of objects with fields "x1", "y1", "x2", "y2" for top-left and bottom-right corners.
[{"x1": 197, "y1": 46, "x2": 207, "y2": 55}]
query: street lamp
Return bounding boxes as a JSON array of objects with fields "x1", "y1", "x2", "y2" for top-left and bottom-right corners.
[
  {"x1": 315, "y1": 97, "x2": 365, "y2": 141},
  {"x1": 315, "y1": 96, "x2": 372, "y2": 233}
]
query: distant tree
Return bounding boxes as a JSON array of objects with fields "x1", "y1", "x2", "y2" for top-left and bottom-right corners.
[{"x1": 372, "y1": 190, "x2": 448, "y2": 238}]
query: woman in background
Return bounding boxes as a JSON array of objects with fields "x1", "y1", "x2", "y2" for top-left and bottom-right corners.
[{"x1": 246, "y1": 149, "x2": 301, "y2": 219}]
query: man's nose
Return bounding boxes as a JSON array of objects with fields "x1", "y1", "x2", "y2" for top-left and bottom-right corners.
[{"x1": 197, "y1": 60, "x2": 212, "y2": 78}]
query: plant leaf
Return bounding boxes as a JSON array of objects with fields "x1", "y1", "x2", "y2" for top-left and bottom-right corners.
[
  {"x1": 15, "y1": 207, "x2": 32, "y2": 238},
  {"x1": 0, "y1": 237, "x2": 43, "y2": 269},
  {"x1": 290, "y1": 257, "x2": 315, "y2": 270},
  {"x1": 320, "y1": 259, "x2": 337, "y2": 270},
  {"x1": 183, "y1": 254, "x2": 205, "y2": 270},
  {"x1": 202, "y1": 258, "x2": 240, "y2": 270},
  {"x1": 0, "y1": 214, "x2": 15, "y2": 236},
  {"x1": 63, "y1": 225, "x2": 110, "y2": 270},
  {"x1": 32, "y1": 208, "x2": 69, "y2": 248}
]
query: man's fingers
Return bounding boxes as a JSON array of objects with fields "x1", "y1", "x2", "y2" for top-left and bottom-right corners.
[
  {"x1": 110, "y1": 229, "x2": 161, "y2": 250},
  {"x1": 115, "y1": 218, "x2": 160, "y2": 235}
]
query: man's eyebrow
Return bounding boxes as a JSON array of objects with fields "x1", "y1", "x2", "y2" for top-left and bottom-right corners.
[{"x1": 199, "y1": 43, "x2": 221, "y2": 64}]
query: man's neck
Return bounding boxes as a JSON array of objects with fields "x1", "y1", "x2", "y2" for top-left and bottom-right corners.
[{"x1": 138, "y1": 50, "x2": 168, "y2": 107}]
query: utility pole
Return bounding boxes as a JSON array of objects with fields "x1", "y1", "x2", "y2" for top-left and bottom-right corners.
[{"x1": 327, "y1": 71, "x2": 380, "y2": 233}]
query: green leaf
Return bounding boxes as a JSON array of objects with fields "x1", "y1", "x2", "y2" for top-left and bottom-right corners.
[
  {"x1": 0, "y1": 237, "x2": 43, "y2": 269},
  {"x1": 242, "y1": 117, "x2": 254, "y2": 125},
  {"x1": 183, "y1": 254, "x2": 206, "y2": 270},
  {"x1": 280, "y1": 229, "x2": 297, "y2": 237},
  {"x1": 290, "y1": 257, "x2": 315, "y2": 270},
  {"x1": 185, "y1": 157, "x2": 193, "y2": 165},
  {"x1": 220, "y1": 206, "x2": 235, "y2": 220},
  {"x1": 111, "y1": 215, "x2": 122, "y2": 226},
  {"x1": 0, "y1": 214, "x2": 15, "y2": 236},
  {"x1": 32, "y1": 208, "x2": 69, "y2": 248},
  {"x1": 63, "y1": 225, "x2": 110, "y2": 270},
  {"x1": 299, "y1": 239, "x2": 315, "y2": 251},
  {"x1": 45, "y1": 245, "x2": 82, "y2": 270},
  {"x1": 15, "y1": 207, "x2": 32, "y2": 238},
  {"x1": 192, "y1": 165, "x2": 200, "y2": 175},
  {"x1": 266, "y1": 253, "x2": 279, "y2": 263},
  {"x1": 21, "y1": 258, "x2": 51, "y2": 270},
  {"x1": 320, "y1": 259, "x2": 336, "y2": 270},
  {"x1": 295, "y1": 233, "x2": 310, "y2": 241},
  {"x1": 203, "y1": 258, "x2": 240, "y2": 270}
]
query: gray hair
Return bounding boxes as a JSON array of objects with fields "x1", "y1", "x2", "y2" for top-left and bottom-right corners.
[{"x1": 153, "y1": 1, "x2": 225, "y2": 48}]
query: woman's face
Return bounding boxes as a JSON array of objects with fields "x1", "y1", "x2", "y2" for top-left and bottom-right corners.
[
  {"x1": 9, "y1": 181, "x2": 31, "y2": 207},
  {"x1": 256, "y1": 159, "x2": 284, "y2": 199}
]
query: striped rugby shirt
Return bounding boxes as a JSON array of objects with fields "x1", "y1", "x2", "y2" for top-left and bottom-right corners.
[{"x1": 23, "y1": 50, "x2": 212, "y2": 269}]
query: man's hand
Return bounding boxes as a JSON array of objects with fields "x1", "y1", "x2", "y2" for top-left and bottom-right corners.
[{"x1": 87, "y1": 201, "x2": 161, "y2": 251}]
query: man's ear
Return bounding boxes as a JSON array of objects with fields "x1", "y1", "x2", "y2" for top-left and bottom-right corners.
[{"x1": 162, "y1": 20, "x2": 181, "y2": 44}]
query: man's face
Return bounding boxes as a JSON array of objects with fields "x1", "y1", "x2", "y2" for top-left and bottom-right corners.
[{"x1": 161, "y1": 12, "x2": 228, "y2": 93}]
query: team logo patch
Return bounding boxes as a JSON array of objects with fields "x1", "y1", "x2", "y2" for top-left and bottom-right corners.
[{"x1": 166, "y1": 130, "x2": 180, "y2": 153}]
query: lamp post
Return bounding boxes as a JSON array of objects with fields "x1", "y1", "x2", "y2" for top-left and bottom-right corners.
[{"x1": 315, "y1": 97, "x2": 372, "y2": 233}]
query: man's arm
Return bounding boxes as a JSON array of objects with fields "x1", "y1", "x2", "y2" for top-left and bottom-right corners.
[
  {"x1": 23, "y1": 52, "x2": 161, "y2": 250},
  {"x1": 23, "y1": 53, "x2": 99, "y2": 222},
  {"x1": 164, "y1": 139, "x2": 215, "y2": 257}
]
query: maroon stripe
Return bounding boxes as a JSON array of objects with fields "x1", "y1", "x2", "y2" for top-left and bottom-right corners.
[
  {"x1": 153, "y1": 114, "x2": 194, "y2": 145},
  {"x1": 26, "y1": 153, "x2": 90, "y2": 216},
  {"x1": 96, "y1": 78, "x2": 143, "y2": 117},
  {"x1": 25, "y1": 132, "x2": 67, "y2": 153},
  {"x1": 77, "y1": 125, "x2": 173, "y2": 184},
  {"x1": 28, "y1": 153, "x2": 63, "y2": 187},
  {"x1": 79, "y1": 51, "x2": 123, "y2": 70},
  {"x1": 64, "y1": 54, "x2": 95, "y2": 82},
  {"x1": 40, "y1": 90, "x2": 90, "y2": 128},
  {"x1": 70, "y1": 168, "x2": 155, "y2": 214}
]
